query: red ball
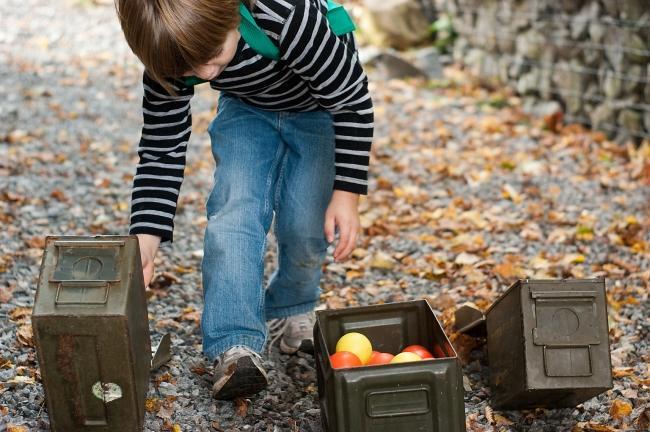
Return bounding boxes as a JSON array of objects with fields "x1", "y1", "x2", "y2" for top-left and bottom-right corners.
[
  {"x1": 432, "y1": 345, "x2": 447, "y2": 358},
  {"x1": 402, "y1": 344, "x2": 434, "y2": 359},
  {"x1": 367, "y1": 351, "x2": 394, "y2": 365},
  {"x1": 329, "y1": 351, "x2": 362, "y2": 369}
]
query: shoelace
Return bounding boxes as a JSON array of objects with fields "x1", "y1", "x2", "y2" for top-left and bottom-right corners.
[
  {"x1": 266, "y1": 318, "x2": 288, "y2": 354},
  {"x1": 215, "y1": 345, "x2": 263, "y2": 367}
]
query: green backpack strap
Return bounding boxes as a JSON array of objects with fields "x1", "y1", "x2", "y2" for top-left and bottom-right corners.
[
  {"x1": 239, "y1": 2, "x2": 281, "y2": 61},
  {"x1": 181, "y1": 1, "x2": 356, "y2": 86},
  {"x1": 326, "y1": 0, "x2": 356, "y2": 35}
]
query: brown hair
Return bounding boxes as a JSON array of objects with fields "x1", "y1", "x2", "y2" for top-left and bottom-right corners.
[{"x1": 114, "y1": 0, "x2": 244, "y2": 92}]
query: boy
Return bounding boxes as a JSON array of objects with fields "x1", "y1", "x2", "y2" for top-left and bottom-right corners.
[{"x1": 115, "y1": 0, "x2": 373, "y2": 399}]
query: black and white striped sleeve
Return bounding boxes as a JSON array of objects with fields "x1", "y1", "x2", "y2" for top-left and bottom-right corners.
[
  {"x1": 279, "y1": 0, "x2": 374, "y2": 195},
  {"x1": 128, "y1": 72, "x2": 194, "y2": 243}
]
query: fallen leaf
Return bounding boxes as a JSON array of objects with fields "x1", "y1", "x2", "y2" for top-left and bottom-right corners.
[
  {"x1": 455, "y1": 252, "x2": 481, "y2": 266},
  {"x1": 611, "y1": 367, "x2": 634, "y2": 378},
  {"x1": 190, "y1": 365, "x2": 208, "y2": 376},
  {"x1": 16, "y1": 324, "x2": 33, "y2": 347},
  {"x1": 0, "y1": 357, "x2": 13, "y2": 369},
  {"x1": 561, "y1": 253, "x2": 586, "y2": 266},
  {"x1": 50, "y1": 189, "x2": 68, "y2": 202},
  {"x1": 24, "y1": 237, "x2": 45, "y2": 250},
  {"x1": 5, "y1": 376, "x2": 35, "y2": 386},
  {"x1": 156, "y1": 404, "x2": 173, "y2": 421},
  {"x1": 609, "y1": 398, "x2": 632, "y2": 420},
  {"x1": 150, "y1": 272, "x2": 181, "y2": 290},
  {"x1": 0, "y1": 283, "x2": 15, "y2": 303},
  {"x1": 234, "y1": 397, "x2": 249, "y2": 417},
  {"x1": 502, "y1": 183, "x2": 523, "y2": 203},
  {"x1": 145, "y1": 398, "x2": 161, "y2": 413},
  {"x1": 9, "y1": 307, "x2": 32, "y2": 323},
  {"x1": 369, "y1": 251, "x2": 397, "y2": 270},
  {"x1": 345, "y1": 269, "x2": 365, "y2": 280},
  {"x1": 485, "y1": 405, "x2": 495, "y2": 424}
]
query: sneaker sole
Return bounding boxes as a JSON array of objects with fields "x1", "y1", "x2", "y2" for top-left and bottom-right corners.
[
  {"x1": 280, "y1": 338, "x2": 314, "y2": 355},
  {"x1": 212, "y1": 356, "x2": 268, "y2": 400}
]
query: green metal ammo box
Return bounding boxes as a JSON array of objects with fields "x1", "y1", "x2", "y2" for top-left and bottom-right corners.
[
  {"x1": 314, "y1": 299, "x2": 466, "y2": 432},
  {"x1": 485, "y1": 278, "x2": 613, "y2": 409},
  {"x1": 32, "y1": 236, "x2": 151, "y2": 431}
]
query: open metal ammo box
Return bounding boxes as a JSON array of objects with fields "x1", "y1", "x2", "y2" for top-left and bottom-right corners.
[
  {"x1": 314, "y1": 299, "x2": 466, "y2": 432},
  {"x1": 485, "y1": 279, "x2": 613, "y2": 409},
  {"x1": 32, "y1": 236, "x2": 151, "y2": 431}
]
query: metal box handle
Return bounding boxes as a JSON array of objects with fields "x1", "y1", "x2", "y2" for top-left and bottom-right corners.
[{"x1": 366, "y1": 387, "x2": 431, "y2": 418}]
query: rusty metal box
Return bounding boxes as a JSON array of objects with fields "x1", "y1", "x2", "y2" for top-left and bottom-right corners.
[
  {"x1": 485, "y1": 278, "x2": 613, "y2": 409},
  {"x1": 32, "y1": 236, "x2": 151, "y2": 431},
  {"x1": 314, "y1": 300, "x2": 466, "y2": 432}
]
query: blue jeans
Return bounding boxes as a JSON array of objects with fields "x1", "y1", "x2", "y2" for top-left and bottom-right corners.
[{"x1": 201, "y1": 94, "x2": 335, "y2": 361}]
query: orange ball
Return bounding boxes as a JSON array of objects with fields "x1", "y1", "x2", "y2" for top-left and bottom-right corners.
[{"x1": 329, "y1": 351, "x2": 362, "y2": 369}]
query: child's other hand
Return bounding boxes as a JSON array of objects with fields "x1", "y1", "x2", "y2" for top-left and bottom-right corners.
[
  {"x1": 324, "y1": 190, "x2": 360, "y2": 262},
  {"x1": 136, "y1": 233, "x2": 161, "y2": 287}
]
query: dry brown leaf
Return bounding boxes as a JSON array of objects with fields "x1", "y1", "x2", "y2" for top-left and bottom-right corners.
[
  {"x1": 145, "y1": 398, "x2": 161, "y2": 413},
  {"x1": 24, "y1": 236, "x2": 45, "y2": 250},
  {"x1": 635, "y1": 408, "x2": 650, "y2": 431},
  {"x1": 0, "y1": 356, "x2": 13, "y2": 369},
  {"x1": 345, "y1": 269, "x2": 365, "y2": 280},
  {"x1": 560, "y1": 253, "x2": 586, "y2": 266},
  {"x1": 9, "y1": 307, "x2": 32, "y2": 323},
  {"x1": 6, "y1": 425, "x2": 29, "y2": 432},
  {"x1": 502, "y1": 183, "x2": 523, "y2": 203},
  {"x1": 611, "y1": 367, "x2": 634, "y2": 378},
  {"x1": 50, "y1": 189, "x2": 69, "y2": 202},
  {"x1": 326, "y1": 295, "x2": 346, "y2": 309},
  {"x1": 369, "y1": 251, "x2": 397, "y2": 270},
  {"x1": 234, "y1": 397, "x2": 249, "y2": 417},
  {"x1": 150, "y1": 272, "x2": 181, "y2": 291},
  {"x1": 190, "y1": 365, "x2": 208, "y2": 376},
  {"x1": 485, "y1": 405, "x2": 495, "y2": 424},
  {"x1": 609, "y1": 398, "x2": 632, "y2": 420},
  {"x1": 0, "y1": 283, "x2": 15, "y2": 303},
  {"x1": 156, "y1": 404, "x2": 173, "y2": 421},
  {"x1": 494, "y1": 413, "x2": 514, "y2": 426},
  {"x1": 572, "y1": 422, "x2": 616, "y2": 432},
  {"x1": 5, "y1": 376, "x2": 35, "y2": 386},
  {"x1": 455, "y1": 252, "x2": 480, "y2": 266},
  {"x1": 16, "y1": 324, "x2": 33, "y2": 347},
  {"x1": 181, "y1": 310, "x2": 201, "y2": 324}
]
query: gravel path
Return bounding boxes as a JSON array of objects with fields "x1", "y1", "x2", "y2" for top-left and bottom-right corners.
[{"x1": 1, "y1": 1, "x2": 648, "y2": 431}]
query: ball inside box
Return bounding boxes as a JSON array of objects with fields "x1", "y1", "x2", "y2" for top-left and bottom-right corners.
[{"x1": 314, "y1": 299, "x2": 467, "y2": 432}]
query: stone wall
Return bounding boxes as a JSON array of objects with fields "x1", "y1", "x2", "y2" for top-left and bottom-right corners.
[{"x1": 437, "y1": 0, "x2": 650, "y2": 142}]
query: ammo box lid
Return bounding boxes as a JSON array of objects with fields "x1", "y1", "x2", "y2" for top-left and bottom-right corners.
[
  {"x1": 485, "y1": 278, "x2": 605, "y2": 316},
  {"x1": 33, "y1": 236, "x2": 141, "y2": 316}
]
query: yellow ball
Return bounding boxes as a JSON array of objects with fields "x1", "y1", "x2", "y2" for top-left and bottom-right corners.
[
  {"x1": 335, "y1": 332, "x2": 373, "y2": 364},
  {"x1": 390, "y1": 352, "x2": 422, "y2": 364}
]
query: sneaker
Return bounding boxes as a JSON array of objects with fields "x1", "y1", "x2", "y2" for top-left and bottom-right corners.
[
  {"x1": 267, "y1": 311, "x2": 316, "y2": 354},
  {"x1": 211, "y1": 346, "x2": 268, "y2": 400}
]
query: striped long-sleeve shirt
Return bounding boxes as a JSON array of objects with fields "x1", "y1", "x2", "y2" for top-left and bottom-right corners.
[{"x1": 129, "y1": 0, "x2": 374, "y2": 243}]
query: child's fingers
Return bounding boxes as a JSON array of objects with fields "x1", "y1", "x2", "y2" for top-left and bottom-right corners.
[
  {"x1": 333, "y1": 222, "x2": 352, "y2": 261},
  {"x1": 337, "y1": 228, "x2": 358, "y2": 261},
  {"x1": 324, "y1": 213, "x2": 336, "y2": 243}
]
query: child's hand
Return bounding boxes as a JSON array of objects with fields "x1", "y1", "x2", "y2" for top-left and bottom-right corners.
[
  {"x1": 136, "y1": 233, "x2": 161, "y2": 287},
  {"x1": 324, "y1": 190, "x2": 360, "y2": 262}
]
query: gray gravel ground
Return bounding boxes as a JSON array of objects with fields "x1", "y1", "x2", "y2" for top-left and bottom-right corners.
[{"x1": 1, "y1": 1, "x2": 649, "y2": 431}]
